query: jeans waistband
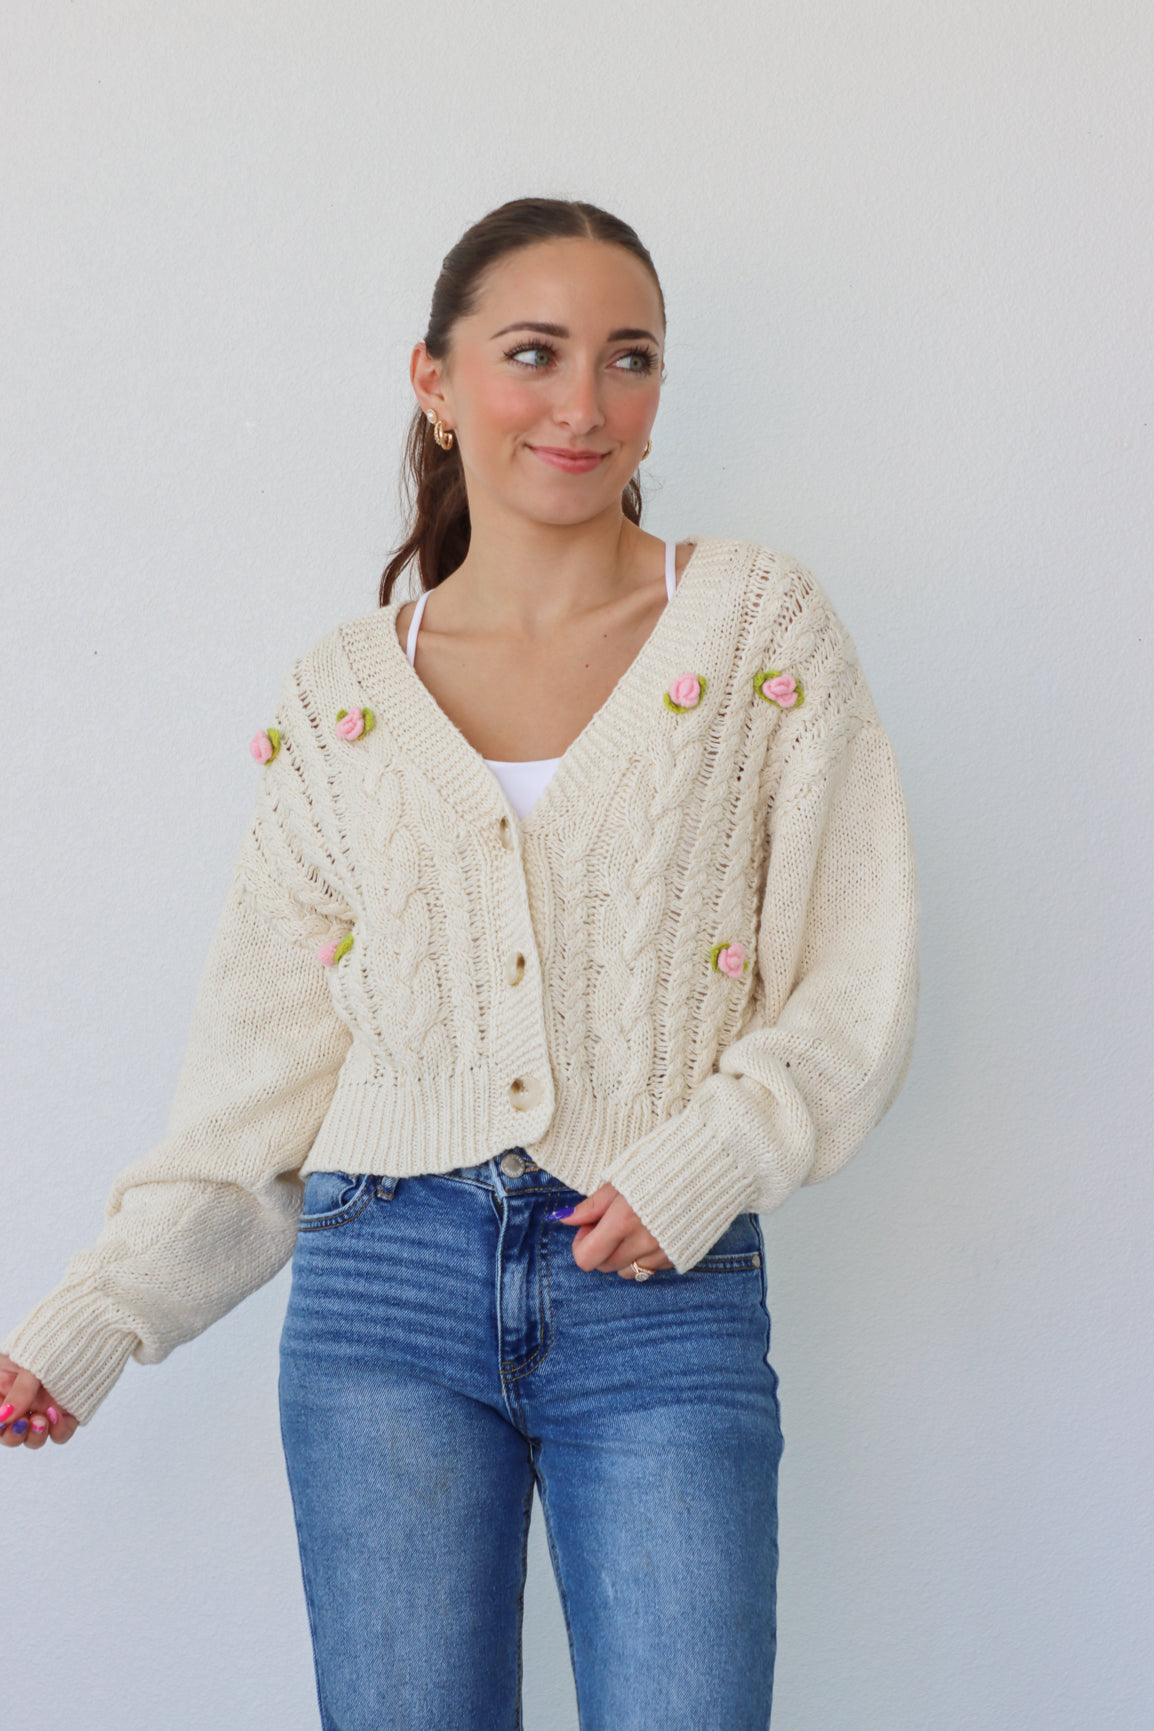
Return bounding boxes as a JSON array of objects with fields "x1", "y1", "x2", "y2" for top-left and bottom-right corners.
[{"x1": 442, "y1": 1148, "x2": 583, "y2": 1198}]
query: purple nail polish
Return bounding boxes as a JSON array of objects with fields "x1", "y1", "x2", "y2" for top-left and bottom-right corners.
[
  {"x1": 12, "y1": 1419, "x2": 27, "y2": 1434},
  {"x1": 547, "y1": 1205, "x2": 576, "y2": 1220}
]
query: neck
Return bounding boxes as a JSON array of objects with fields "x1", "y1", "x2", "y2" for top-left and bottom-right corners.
[{"x1": 439, "y1": 498, "x2": 659, "y2": 634}]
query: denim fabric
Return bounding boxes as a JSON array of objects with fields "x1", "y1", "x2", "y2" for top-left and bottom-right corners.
[{"x1": 278, "y1": 1151, "x2": 783, "y2": 1730}]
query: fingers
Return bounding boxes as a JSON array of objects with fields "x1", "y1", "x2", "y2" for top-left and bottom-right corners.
[
  {"x1": 546, "y1": 1183, "x2": 614, "y2": 1227},
  {"x1": 607, "y1": 1230, "x2": 674, "y2": 1276},
  {"x1": 573, "y1": 1204, "x2": 671, "y2": 1276},
  {"x1": 546, "y1": 1184, "x2": 672, "y2": 1276},
  {"x1": 22, "y1": 1412, "x2": 51, "y2": 1449},
  {"x1": 573, "y1": 1196, "x2": 640, "y2": 1270},
  {"x1": 46, "y1": 1402, "x2": 80, "y2": 1444},
  {"x1": 0, "y1": 1366, "x2": 42, "y2": 1444},
  {"x1": 0, "y1": 1367, "x2": 77, "y2": 1448}
]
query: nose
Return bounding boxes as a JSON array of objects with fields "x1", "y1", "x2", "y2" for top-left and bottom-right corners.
[{"x1": 551, "y1": 362, "x2": 605, "y2": 435}]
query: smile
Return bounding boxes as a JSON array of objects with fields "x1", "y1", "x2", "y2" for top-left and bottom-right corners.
[{"x1": 528, "y1": 446, "x2": 609, "y2": 474}]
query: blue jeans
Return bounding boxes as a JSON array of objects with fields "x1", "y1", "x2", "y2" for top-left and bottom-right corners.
[{"x1": 278, "y1": 1150, "x2": 783, "y2": 1730}]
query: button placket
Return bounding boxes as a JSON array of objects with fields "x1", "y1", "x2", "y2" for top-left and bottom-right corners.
[{"x1": 493, "y1": 812, "x2": 550, "y2": 1126}]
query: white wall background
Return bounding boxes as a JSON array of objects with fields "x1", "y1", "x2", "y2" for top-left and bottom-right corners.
[{"x1": 2, "y1": 3, "x2": 1151, "y2": 1726}]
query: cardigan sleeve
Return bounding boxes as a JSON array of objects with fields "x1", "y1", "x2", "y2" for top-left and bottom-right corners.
[
  {"x1": 0, "y1": 675, "x2": 355, "y2": 1425},
  {"x1": 600, "y1": 637, "x2": 920, "y2": 1274}
]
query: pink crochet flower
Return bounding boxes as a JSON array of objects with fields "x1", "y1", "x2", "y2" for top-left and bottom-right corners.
[
  {"x1": 755, "y1": 670, "x2": 802, "y2": 709},
  {"x1": 716, "y1": 941, "x2": 746, "y2": 978},
  {"x1": 335, "y1": 707, "x2": 366, "y2": 740},
  {"x1": 334, "y1": 706, "x2": 375, "y2": 741},
  {"x1": 317, "y1": 933, "x2": 353, "y2": 967},
  {"x1": 664, "y1": 672, "x2": 704, "y2": 712},
  {"x1": 249, "y1": 727, "x2": 280, "y2": 763}
]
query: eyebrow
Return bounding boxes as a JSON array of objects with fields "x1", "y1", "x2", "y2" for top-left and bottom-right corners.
[{"x1": 490, "y1": 321, "x2": 661, "y2": 345}]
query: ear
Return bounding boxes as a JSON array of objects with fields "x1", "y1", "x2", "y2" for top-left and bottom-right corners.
[{"x1": 410, "y1": 341, "x2": 451, "y2": 420}]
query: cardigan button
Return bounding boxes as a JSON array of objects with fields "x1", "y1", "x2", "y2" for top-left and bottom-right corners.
[
  {"x1": 505, "y1": 950, "x2": 526, "y2": 987},
  {"x1": 498, "y1": 815, "x2": 515, "y2": 849},
  {"x1": 508, "y1": 1074, "x2": 542, "y2": 1111}
]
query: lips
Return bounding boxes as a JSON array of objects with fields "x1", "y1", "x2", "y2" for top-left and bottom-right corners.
[{"x1": 529, "y1": 445, "x2": 609, "y2": 473}]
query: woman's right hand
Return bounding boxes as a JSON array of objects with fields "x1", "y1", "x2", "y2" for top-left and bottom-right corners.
[{"x1": 0, "y1": 1355, "x2": 78, "y2": 1447}]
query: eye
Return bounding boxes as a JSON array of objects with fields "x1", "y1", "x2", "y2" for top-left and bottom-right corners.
[
  {"x1": 504, "y1": 343, "x2": 556, "y2": 369},
  {"x1": 613, "y1": 348, "x2": 658, "y2": 375}
]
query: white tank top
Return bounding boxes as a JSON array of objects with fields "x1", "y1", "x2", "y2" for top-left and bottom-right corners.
[{"x1": 406, "y1": 540, "x2": 680, "y2": 820}]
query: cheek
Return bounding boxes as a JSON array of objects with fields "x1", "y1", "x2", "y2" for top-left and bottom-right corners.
[
  {"x1": 610, "y1": 389, "x2": 657, "y2": 435},
  {"x1": 467, "y1": 377, "x2": 540, "y2": 433}
]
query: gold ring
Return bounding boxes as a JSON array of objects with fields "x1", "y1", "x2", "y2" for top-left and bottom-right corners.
[{"x1": 630, "y1": 1260, "x2": 654, "y2": 1282}]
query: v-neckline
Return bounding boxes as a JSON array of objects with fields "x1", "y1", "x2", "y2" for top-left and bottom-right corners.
[{"x1": 347, "y1": 536, "x2": 710, "y2": 835}]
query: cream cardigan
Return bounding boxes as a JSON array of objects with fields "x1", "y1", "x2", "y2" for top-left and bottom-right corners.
[{"x1": 2, "y1": 536, "x2": 919, "y2": 1423}]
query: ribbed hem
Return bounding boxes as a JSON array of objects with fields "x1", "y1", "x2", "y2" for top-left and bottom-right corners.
[
  {"x1": 298, "y1": 1068, "x2": 814, "y2": 1273},
  {"x1": 0, "y1": 1291, "x2": 140, "y2": 1426},
  {"x1": 301, "y1": 1062, "x2": 554, "y2": 1180}
]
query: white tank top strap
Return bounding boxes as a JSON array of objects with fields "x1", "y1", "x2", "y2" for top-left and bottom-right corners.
[
  {"x1": 665, "y1": 539, "x2": 677, "y2": 601},
  {"x1": 405, "y1": 588, "x2": 431, "y2": 667}
]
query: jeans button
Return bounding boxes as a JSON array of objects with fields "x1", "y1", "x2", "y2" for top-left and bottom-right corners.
[{"x1": 500, "y1": 1151, "x2": 526, "y2": 1177}]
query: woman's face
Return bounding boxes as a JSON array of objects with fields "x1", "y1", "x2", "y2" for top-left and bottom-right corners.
[{"x1": 412, "y1": 237, "x2": 665, "y2": 529}]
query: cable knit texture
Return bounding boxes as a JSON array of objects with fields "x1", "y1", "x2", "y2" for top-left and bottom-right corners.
[{"x1": 2, "y1": 537, "x2": 919, "y2": 1422}]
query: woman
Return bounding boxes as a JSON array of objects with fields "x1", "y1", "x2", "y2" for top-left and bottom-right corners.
[{"x1": 1, "y1": 197, "x2": 919, "y2": 1728}]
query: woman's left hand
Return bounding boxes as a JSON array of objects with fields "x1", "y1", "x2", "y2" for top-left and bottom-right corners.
[{"x1": 553, "y1": 1182, "x2": 674, "y2": 1277}]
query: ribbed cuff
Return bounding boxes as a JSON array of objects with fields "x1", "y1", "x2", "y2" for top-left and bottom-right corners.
[
  {"x1": 601, "y1": 1072, "x2": 817, "y2": 1271},
  {"x1": 600, "y1": 1091, "x2": 760, "y2": 1272},
  {"x1": 0, "y1": 1289, "x2": 140, "y2": 1426}
]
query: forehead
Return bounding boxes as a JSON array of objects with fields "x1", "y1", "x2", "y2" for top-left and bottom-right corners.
[{"x1": 465, "y1": 238, "x2": 663, "y2": 332}]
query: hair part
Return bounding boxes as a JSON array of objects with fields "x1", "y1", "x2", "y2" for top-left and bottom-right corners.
[{"x1": 379, "y1": 197, "x2": 665, "y2": 605}]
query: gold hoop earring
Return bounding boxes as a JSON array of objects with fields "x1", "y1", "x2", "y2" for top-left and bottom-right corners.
[
  {"x1": 426, "y1": 408, "x2": 455, "y2": 451},
  {"x1": 642, "y1": 437, "x2": 653, "y2": 460}
]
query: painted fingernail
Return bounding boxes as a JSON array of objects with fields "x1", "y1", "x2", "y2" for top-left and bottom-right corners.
[
  {"x1": 0, "y1": 1403, "x2": 14, "y2": 1423},
  {"x1": 30, "y1": 1418, "x2": 48, "y2": 1433},
  {"x1": 12, "y1": 1419, "x2": 28, "y2": 1434},
  {"x1": 46, "y1": 1406, "x2": 60, "y2": 1425},
  {"x1": 546, "y1": 1205, "x2": 576, "y2": 1220}
]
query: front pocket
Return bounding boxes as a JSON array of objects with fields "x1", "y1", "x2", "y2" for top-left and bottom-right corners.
[
  {"x1": 298, "y1": 1170, "x2": 378, "y2": 1231},
  {"x1": 642, "y1": 1211, "x2": 764, "y2": 1276},
  {"x1": 689, "y1": 1248, "x2": 762, "y2": 1272}
]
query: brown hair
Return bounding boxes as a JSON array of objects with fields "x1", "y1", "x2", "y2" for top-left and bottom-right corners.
[{"x1": 379, "y1": 196, "x2": 666, "y2": 606}]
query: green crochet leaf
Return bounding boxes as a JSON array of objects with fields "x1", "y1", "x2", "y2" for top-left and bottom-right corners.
[{"x1": 333, "y1": 933, "x2": 354, "y2": 963}]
